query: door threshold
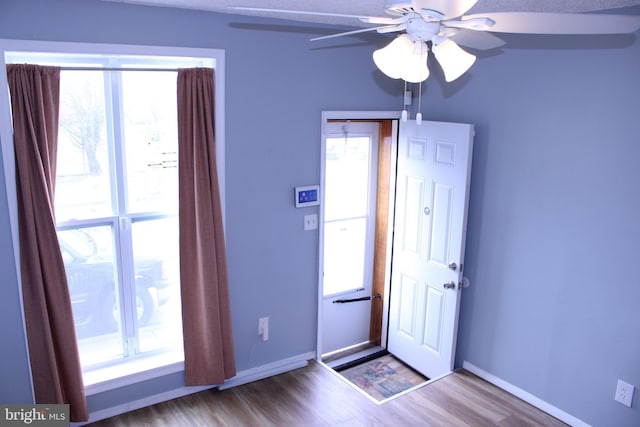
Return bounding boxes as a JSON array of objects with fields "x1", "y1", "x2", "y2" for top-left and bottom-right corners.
[{"x1": 324, "y1": 345, "x2": 386, "y2": 371}]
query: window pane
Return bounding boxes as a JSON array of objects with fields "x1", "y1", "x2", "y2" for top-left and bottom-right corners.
[
  {"x1": 131, "y1": 218, "x2": 183, "y2": 356},
  {"x1": 323, "y1": 218, "x2": 367, "y2": 296},
  {"x1": 56, "y1": 71, "x2": 112, "y2": 221},
  {"x1": 325, "y1": 136, "x2": 371, "y2": 221},
  {"x1": 59, "y1": 226, "x2": 124, "y2": 366},
  {"x1": 48, "y1": 59, "x2": 200, "y2": 384},
  {"x1": 122, "y1": 72, "x2": 178, "y2": 214}
]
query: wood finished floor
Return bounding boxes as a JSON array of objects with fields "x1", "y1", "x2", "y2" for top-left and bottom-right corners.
[{"x1": 88, "y1": 360, "x2": 568, "y2": 426}]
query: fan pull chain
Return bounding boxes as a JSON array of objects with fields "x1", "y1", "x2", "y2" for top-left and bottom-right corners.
[
  {"x1": 416, "y1": 80, "x2": 423, "y2": 125},
  {"x1": 401, "y1": 79, "x2": 408, "y2": 122}
]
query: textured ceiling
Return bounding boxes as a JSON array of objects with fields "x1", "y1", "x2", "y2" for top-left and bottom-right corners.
[{"x1": 101, "y1": 0, "x2": 640, "y2": 26}]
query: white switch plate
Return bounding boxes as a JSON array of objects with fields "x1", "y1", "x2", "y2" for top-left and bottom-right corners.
[
  {"x1": 304, "y1": 214, "x2": 318, "y2": 231},
  {"x1": 404, "y1": 90, "x2": 412, "y2": 106},
  {"x1": 615, "y1": 379, "x2": 634, "y2": 407},
  {"x1": 258, "y1": 317, "x2": 269, "y2": 341}
]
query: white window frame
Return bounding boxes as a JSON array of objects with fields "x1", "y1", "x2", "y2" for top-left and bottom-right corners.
[{"x1": 0, "y1": 40, "x2": 225, "y2": 394}]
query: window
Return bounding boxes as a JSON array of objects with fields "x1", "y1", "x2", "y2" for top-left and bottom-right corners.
[
  {"x1": 2, "y1": 45, "x2": 223, "y2": 388},
  {"x1": 323, "y1": 122, "x2": 379, "y2": 297},
  {"x1": 57, "y1": 66, "x2": 183, "y2": 385}
]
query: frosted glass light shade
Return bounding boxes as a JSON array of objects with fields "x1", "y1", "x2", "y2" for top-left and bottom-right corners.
[
  {"x1": 402, "y1": 40, "x2": 429, "y2": 83},
  {"x1": 432, "y1": 39, "x2": 476, "y2": 82},
  {"x1": 372, "y1": 35, "x2": 414, "y2": 80},
  {"x1": 373, "y1": 35, "x2": 430, "y2": 83}
]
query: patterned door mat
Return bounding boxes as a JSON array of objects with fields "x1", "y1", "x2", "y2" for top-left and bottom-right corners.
[{"x1": 338, "y1": 354, "x2": 428, "y2": 401}]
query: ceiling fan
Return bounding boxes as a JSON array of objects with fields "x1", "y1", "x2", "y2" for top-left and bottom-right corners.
[{"x1": 231, "y1": 0, "x2": 640, "y2": 83}]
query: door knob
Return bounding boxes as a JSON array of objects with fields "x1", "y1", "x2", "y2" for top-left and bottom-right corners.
[
  {"x1": 443, "y1": 281, "x2": 456, "y2": 290},
  {"x1": 448, "y1": 262, "x2": 457, "y2": 271}
]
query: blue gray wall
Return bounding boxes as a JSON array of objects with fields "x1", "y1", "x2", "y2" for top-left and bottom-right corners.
[
  {"x1": 1, "y1": 1, "x2": 639, "y2": 425},
  {"x1": 450, "y1": 27, "x2": 640, "y2": 426},
  {"x1": 0, "y1": 139, "x2": 32, "y2": 403},
  {"x1": 428, "y1": 26, "x2": 640, "y2": 427},
  {"x1": 0, "y1": 0, "x2": 401, "y2": 417}
]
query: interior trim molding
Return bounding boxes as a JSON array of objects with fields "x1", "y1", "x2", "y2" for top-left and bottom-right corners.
[
  {"x1": 85, "y1": 361, "x2": 185, "y2": 396},
  {"x1": 74, "y1": 352, "x2": 315, "y2": 426},
  {"x1": 74, "y1": 384, "x2": 214, "y2": 426},
  {"x1": 462, "y1": 361, "x2": 590, "y2": 427},
  {"x1": 219, "y1": 351, "x2": 314, "y2": 390}
]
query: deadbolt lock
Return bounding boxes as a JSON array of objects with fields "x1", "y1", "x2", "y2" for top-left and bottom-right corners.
[{"x1": 448, "y1": 262, "x2": 457, "y2": 271}]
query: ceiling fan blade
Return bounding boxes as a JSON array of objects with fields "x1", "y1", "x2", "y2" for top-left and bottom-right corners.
[
  {"x1": 378, "y1": 23, "x2": 407, "y2": 34},
  {"x1": 360, "y1": 15, "x2": 408, "y2": 25},
  {"x1": 445, "y1": 28, "x2": 506, "y2": 50},
  {"x1": 310, "y1": 25, "x2": 401, "y2": 42},
  {"x1": 412, "y1": 0, "x2": 478, "y2": 20},
  {"x1": 432, "y1": 39, "x2": 476, "y2": 82},
  {"x1": 229, "y1": 6, "x2": 385, "y2": 22},
  {"x1": 461, "y1": 12, "x2": 640, "y2": 35}
]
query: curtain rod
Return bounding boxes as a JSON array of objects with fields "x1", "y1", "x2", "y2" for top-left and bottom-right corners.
[{"x1": 59, "y1": 66, "x2": 182, "y2": 72}]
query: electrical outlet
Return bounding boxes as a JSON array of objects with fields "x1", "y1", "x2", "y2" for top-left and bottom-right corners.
[
  {"x1": 258, "y1": 317, "x2": 269, "y2": 341},
  {"x1": 615, "y1": 380, "x2": 634, "y2": 407}
]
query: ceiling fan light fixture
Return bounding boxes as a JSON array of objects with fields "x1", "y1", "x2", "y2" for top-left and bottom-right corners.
[
  {"x1": 373, "y1": 35, "x2": 429, "y2": 83},
  {"x1": 403, "y1": 39, "x2": 430, "y2": 83},
  {"x1": 373, "y1": 34, "x2": 415, "y2": 79},
  {"x1": 432, "y1": 39, "x2": 476, "y2": 82}
]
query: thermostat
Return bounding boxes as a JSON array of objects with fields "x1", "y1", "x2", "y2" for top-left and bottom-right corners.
[{"x1": 295, "y1": 185, "x2": 320, "y2": 208}]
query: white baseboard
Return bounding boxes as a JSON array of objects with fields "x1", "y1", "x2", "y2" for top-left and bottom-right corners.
[
  {"x1": 219, "y1": 351, "x2": 314, "y2": 390},
  {"x1": 462, "y1": 361, "x2": 590, "y2": 427},
  {"x1": 74, "y1": 384, "x2": 214, "y2": 426},
  {"x1": 74, "y1": 352, "x2": 315, "y2": 426}
]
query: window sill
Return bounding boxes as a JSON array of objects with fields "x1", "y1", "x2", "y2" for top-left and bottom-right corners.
[{"x1": 85, "y1": 353, "x2": 184, "y2": 395}]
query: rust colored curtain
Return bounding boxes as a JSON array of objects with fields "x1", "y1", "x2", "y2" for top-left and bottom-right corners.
[
  {"x1": 7, "y1": 64, "x2": 88, "y2": 421},
  {"x1": 177, "y1": 67, "x2": 236, "y2": 385}
]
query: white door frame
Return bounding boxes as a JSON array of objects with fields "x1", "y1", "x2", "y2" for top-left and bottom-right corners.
[{"x1": 316, "y1": 110, "x2": 401, "y2": 360}]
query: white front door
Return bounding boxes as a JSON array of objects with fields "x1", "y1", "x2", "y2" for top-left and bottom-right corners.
[
  {"x1": 387, "y1": 119, "x2": 474, "y2": 379},
  {"x1": 321, "y1": 121, "x2": 380, "y2": 354}
]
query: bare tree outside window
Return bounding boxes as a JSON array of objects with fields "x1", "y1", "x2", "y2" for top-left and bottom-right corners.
[{"x1": 59, "y1": 75, "x2": 105, "y2": 176}]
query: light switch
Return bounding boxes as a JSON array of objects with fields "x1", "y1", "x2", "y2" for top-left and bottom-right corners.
[{"x1": 304, "y1": 214, "x2": 318, "y2": 231}]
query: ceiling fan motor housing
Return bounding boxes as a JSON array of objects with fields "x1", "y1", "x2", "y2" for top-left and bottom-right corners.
[
  {"x1": 384, "y1": 0, "x2": 417, "y2": 16},
  {"x1": 406, "y1": 17, "x2": 441, "y2": 41}
]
